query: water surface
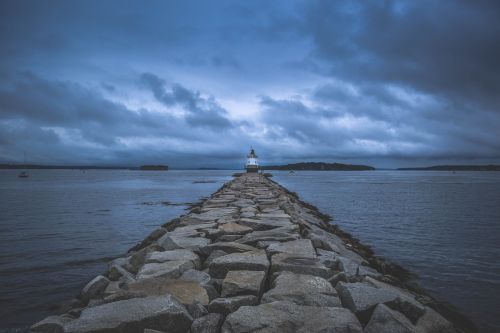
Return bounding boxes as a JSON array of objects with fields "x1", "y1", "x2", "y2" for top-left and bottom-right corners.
[
  {"x1": 272, "y1": 170, "x2": 500, "y2": 332},
  {"x1": 1, "y1": 170, "x2": 499, "y2": 332},
  {"x1": 0, "y1": 169, "x2": 233, "y2": 331}
]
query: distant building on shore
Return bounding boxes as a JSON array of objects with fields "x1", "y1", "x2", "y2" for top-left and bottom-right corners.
[{"x1": 245, "y1": 148, "x2": 259, "y2": 173}]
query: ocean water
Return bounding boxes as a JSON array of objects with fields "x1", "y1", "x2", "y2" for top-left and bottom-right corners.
[
  {"x1": 0, "y1": 170, "x2": 499, "y2": 332},
  {"x1": 272, "y1": 171, "x2": 500, "y2": 332},
  {"x1": 0, "y1": 170, "x2": 233, "y2": 332}
]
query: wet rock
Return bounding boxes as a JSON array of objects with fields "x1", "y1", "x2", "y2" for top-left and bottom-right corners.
[
  {"x1": 191, "y1": 313, "x2": 224, "y2": 333},
  {"x1": 127, "y1": 278, "x2": 210, "y2": 305},
  {"x1": 208, "y1": 295, "x2": 258, "y2": 316},
  {"x1": 364, "y1": 304, "x2": 415, "y2": 333},
  {"x1": 128, "y1": 227, "x2": 167, "y2": 252},
  {"x1": 365, "y1": 277, "x2": 425, "y2": 323},
  {"x1": 80, "y1": 275, "x2": 110, "y2": 302},
  {"x1": 270, "y1": 253, "x2": 332, "y2": 278},
  {"x1": 136, "y1": 260, "x2": 194, "y2": 280},
  {"x1": 209, "y1": 250, "x2": 269, "y2": 279},
  {"x1": 336, "y1": 281, "x2": 398, "y2": 323},
  {"x1": 103, "y1": 281, "x2": 122, "y2": 297},
  {"x1": 200, "y1": 242, "x2": 257, "y2": 257},
  {"x1": 337, "y1": 256, "x2": 380, "y2": 279},
  {"x1": 415, "y1": 307, "x2": 457, "y2": 333},
  {"x1": 64, "y1": 295, "x2": 192, "y2": 333},
  {"x1": 31, "y1": 315, "x2": 71, "y2": 333},
  {"x1": 145, "y1": 249, "x2": 200, "y2": 268},
  {"x1": 262, "y1": 272, "x2": 341, "y2": 307},
  {"x1": 221, "y1": 270, "x2": 266, "y2": 297},
  {"x1": 108, "y1": 257, "x2": 134, "y2": 281},
  {"x1": 222, "y1": 301, "x2": 363, "y2": 333},
  {"x1": 266, "y1": 239, "x2": 316, "y2": 258}
]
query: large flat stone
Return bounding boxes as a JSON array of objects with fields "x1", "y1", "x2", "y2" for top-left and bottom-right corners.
[
  {"x1": 364, "y1": 304, "x2": 415, "y2": 333},
  {"x1": 191, "y1": 208, "x2": 238, "y2": 221},
  {"x1": 238, "y1": 218, "x2": 294, "y2": 231},
  {"x1": 236, "y1": 229, "x2": 299, "y2": 246},
  {"x1": 266, "y1": 239, "x2": 316, "y2": 258},
  {"x1": 262, "y1": 272, "x2": 341, "y2": 307},
  {"x1": 136, "y1": 260, "x2": 194, "y2": 280},
  {"x1": 64, "y1": 295, "x2": 192, "y2": 333},
  {"x1": 415, "y1": 307, "x2": 457, "y2": 333},
  {"x1": 209, "y1": 250, "x2": 270, "y2": 279},
  {"x1": 218, "y1": 222, "x2": 253, "y2": 235},
  {"x1": 365, "y1": 276, "x2": 425, "y2": 323},
  {"x1": 222, "y1": 301, "x2": 363, "y2": 333},
  {"x1": 336, "y1": 281, "x2": 399, "y2": 323},
  {"x1": 221, "y1": 270, "x2": 266, "y2": 297},
  {"x1": 146, "y1": 249, "x2": 200, "y2": 268},
  {"x1": 127, "y1": 278, "x2": 209, "y2": 305},
  {"x1": 270, "y1": 253, "x2": 332, "y2": 278},
  {"x1": 158, "y1": 235, "x2": 210, "y2": 252},
  {"x1": 200, "y1": 242, "x2": 257, "y2": 257}
]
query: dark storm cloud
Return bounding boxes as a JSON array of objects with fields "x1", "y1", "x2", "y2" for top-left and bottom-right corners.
[
  {"x1": 302, "y1": 0, "x2": 500, "y2": 111},
  {"x1": 0, "y1": 0, "x2": 499, "y2": 167}
]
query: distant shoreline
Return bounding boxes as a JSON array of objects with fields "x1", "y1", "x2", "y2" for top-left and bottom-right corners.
[
  {"x1": 262, "y1": 162, "x2": 375, "y2": 171},
  {"x1": 2, "y1": 163, "x2": 499, "y2": 171},
  {"x1": 397, "y1": 165, "x2": 500, "y2": 171}
]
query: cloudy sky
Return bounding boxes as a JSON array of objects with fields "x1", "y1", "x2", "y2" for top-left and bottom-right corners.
[{"x1": 1, "y1": 0, "x2": 499, "y2": 168}]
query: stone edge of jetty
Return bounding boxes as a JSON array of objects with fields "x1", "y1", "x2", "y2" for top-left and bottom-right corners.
[{"x1": 30, "y1": 173, "x2": 477, "y2": 333}]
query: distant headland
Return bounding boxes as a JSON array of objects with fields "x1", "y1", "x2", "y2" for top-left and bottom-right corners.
[
  {"x1": 0, "y1": 164, "x2": 169, "y2": 171},
  {"x1": 139, "y1": 165, "x2": 168, "y2": 171},
  {"x1": 262, "y1": 162, "x2": 375, "y2": 171},
  {"x1": 398, "y1": 165, "x2": 500, "y2": 171}
]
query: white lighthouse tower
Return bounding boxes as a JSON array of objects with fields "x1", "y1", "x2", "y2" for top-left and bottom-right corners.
[{"x1": 245, "y1": 147, "x2": 259, "y2": 173}]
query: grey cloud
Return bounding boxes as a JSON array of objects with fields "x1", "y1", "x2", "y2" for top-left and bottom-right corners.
[
  {"x1": 302, "y1": 0, "x2": 500, "y2": 111},
  {"x1": 0, "y1": 72, "x2": 246, "y2": 165},
  {"x1": 140, "y1": 73, "x2": 232, "y2": 130},
  {"x1": 0, "y1": 1, "x2": 499, "y2": 167}
]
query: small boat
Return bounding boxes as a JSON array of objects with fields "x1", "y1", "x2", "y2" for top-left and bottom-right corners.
[
  {"x1": 289, "y1": 170, "x2": 295, "y2": 173},
  {"x1": 18, "y1": 171, "x2": 29, "y2": 178}
]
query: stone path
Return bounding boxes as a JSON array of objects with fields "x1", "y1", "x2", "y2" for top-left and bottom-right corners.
[{"x1": 31, "y1": 173, "x2": 462, "y2": 333}]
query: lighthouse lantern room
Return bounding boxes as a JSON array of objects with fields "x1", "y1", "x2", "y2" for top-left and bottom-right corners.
[{"x1": 245, "y1": 147, "x2": 259, "y2": 173}]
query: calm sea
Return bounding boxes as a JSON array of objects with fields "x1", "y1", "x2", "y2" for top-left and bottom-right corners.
[
  {"x1": 0, "y1": 170, "x2": 499, "y2": 332},
  {"x1": 272, "y1": 171, "x2": 500, "y2": 333}
]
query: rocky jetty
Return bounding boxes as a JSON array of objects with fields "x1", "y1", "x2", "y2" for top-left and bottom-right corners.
[{"x1": 31, "y1": 173, "x2": 470, "y2": 333}]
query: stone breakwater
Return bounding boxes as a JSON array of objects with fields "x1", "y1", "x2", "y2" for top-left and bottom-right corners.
[{"x1": 31, "y1": 173, "x2": 472, "y2": 333}]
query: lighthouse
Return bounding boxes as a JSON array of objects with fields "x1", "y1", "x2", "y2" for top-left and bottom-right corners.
[{"x1": 245, "y1": 147, "x2": 259, "y2": 173}]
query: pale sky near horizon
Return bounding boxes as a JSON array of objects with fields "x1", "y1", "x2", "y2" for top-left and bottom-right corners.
[{"x1": 1, "y1": 0, "x2": 499, "y2": 168}]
